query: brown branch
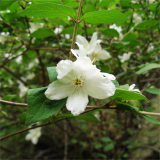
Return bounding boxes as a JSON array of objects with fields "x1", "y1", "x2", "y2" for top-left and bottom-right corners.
[
  {"x1": 35, "y1": 50, "x2": 46, "y2": 86},
  {"x1": 0, "y1": 102, "x2": 116, "y2": 141},
  {"x1": 2, "y1": 66, "x2": 28, "y2": 86},
  {"x1": 0, "y1": 100, "x2": 27, "y2": 107}
]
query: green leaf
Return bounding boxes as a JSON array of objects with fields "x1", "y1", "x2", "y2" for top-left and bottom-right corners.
[
  {"x1": 136, "y1": 63, "x2": 160, "y2": 75},
  {"x1": 47, "y1": 67, "x2": 58, "y2": 82},
  {"x1": 142, "y1": 115, "x2": 160, "y2": 125},
  {"x1": 119, "y1": 84, "x2": 129, "y2": 90},
  {"x1": 57, "y1": 113, "x2": 99, "y2": 123},
  {"x1": 144, "y1": 88, "x2": 160, "y2": 96},
  {"x1": 81, "y1": 10, "x2": 128, "y2": 24},
  {"x1": 18, "y1": 112, "x2": 27, "y2": 125},
  {"x1": 135, "y1": 20, "x2": 159, "y2": 30},
  {"x1": 2, "y1": 94, "x2": 17, "y2": 100},
  {"x1": 102, "y1": 29, "x2": 119, "y2": 38},
  {"x1": 104, "y1": 143, "x2": 114, "y2": 152},
  {"x1": 120, "y1": 0, "x2": 131, "y2": 7},
  {"x1": 99, "y1": 0, "x2": 111, "y2": 8},
  {"x1": 0, "y1": 0, "x2": 17, "y2": 10},
  {"x1": 111, "y1": 80, "x2": 119, "y2": 88},
  {"x1": 101, "y1": 137, "x2": 112, "y2": 143},
  {"x1": 19, "y1": 3, "x2": 75, "y2": 18},
  {"x1": 26, "y1": 87, "x2": 66, "y2": 126},
  {"x1": 30, "y1": 28, "x2": 54, "y2": 39},
  {"x1": 116, "y1": 102, "x2": 137, "y2": 116},
  {"x1": 111, "y1": 88, "x2": 149, "y2": 102}
]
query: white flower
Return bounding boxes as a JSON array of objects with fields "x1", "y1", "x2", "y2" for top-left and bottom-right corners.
[
  {"x1": 18, "y1": 82, "x2": 28, "y2": 97},
  {"x1": 29, "y1": 22, "x2": 44, "y2": 33},
  {"x1": 54, "y1": 25, "x2": 63, "y2": 34},
  {"x1": 133, "y1": 13, "x2": 142, "y2": 25},
  {"x1": 147, "y1": 43, "x2": 154, "y2": 52},
  {"x1": 25, "y1": 127, "x2": 41, "y2": 145},
  {"x1": 45, "y1": 57, "x2": 116, "y2": 116},
  {"x1": 131, "y1": 0, "x2": 139, "y2": 3},
  {"x1": 128, "y1": 84, "x2": 141, "y2": 93},
  {"x1": 149, "y1": 0, "x2": 155, "y2": 4},
  {"x1": 118, "y1": 52, "x2": 132, "y2": 63},
  {"x1": 0, "y1": 35, "x2": 7, "y2": 45},
  {"x1": 76, "y1": 32, "x2": 101, "y2": 53},
  {"x1": 109, "y1": 24, "x2": 123, "y2": 39},
  {"x1": 72, "y1": 42, "x2": 110, "y2": 61}
]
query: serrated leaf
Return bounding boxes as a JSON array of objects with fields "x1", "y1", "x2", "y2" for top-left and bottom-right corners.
[
  {"x1": 26, "y1": 87, "x2": 66, "y2": 126},
  {"x1": 57, "y1": 113, "x2": 99, "y2": 123},
  {"x1": 0, "y1": 0, "x2": 17, "y2": 10},
  {"x1": 143, "y1": 115, "x2": 160, "y2": 125},
  {"x1": 19, "y1": 3, "x2": 74, "y2": 18},
  {"x1": 47, "y1": 67, "x2": 57, "y2": 82},
  {"x1": 116, "y1": 102, "x2": 137, "y2": 116},
  {"x1": 81, "y1": 10, "x2": 128, "y2": 24},
  {"x1": 136, "y1": 63, "x2": 160, "y2": 75},
  {"x1": 30, "y1": 28, "x2": 54, "y2": 39},
  {"x1": 144, "y1": 88, "x2": 160, "y2": 96},
  {"x1": 135, "y1": 20, "x2": 159, "y2": 30},
  {"x1": 111, "y1": 88, "x2": 149, "y2": 102},
  {"x1": 18, "y1": 112, "x2": 27, "y2": 125}
]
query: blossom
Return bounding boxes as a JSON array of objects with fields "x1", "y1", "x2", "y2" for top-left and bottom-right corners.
[
  {"x1": 76, "y1": 33, "x2": 110, "y2": 61},
  {"x1": 76, "y1": 32, "x2": 101, "y2": 52},
  {"x1": 133, "y1": 13, "x2": 142, "y2": 25},
  {"x1": 118, "y1": 52, "x2": 132, "y2": 63},
  {"x1": 54, "y1": 25, "x2": 63, "y2": 34},
  {"x1": 109, "y1": 24, "x2": 123, "y2": 39},
  {"x1": 45, "y1": 57, "x2": 116, "y2": 116},
  {"x1": 129, "y1": 84, "x2": 141, "y2": 93},
  {"x1": 25, "y1": 127, "x2": 41, "y2": 145},
  {"x1": 18, "y1": 82, "x2": 28, "y2": 97},
  {"x1": 72, "y1": 42, "x2": 110, "y2": 61},
  {"x1": 29, "y1": 22, "x2": 44, "y2": 33},
  {"x1": 147, "y1": 43, "x2": 154, "y2": 52}
]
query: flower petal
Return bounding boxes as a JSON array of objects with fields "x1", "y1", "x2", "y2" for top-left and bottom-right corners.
[
  {"x1": 45, "y1": 80, "x2": 74, "y2": 100},
  {"x1": 90, "y1": 32, "x2": 98, "y2": 48},
  {"x1": 84, "y1": 74, "x2": 116, "y2": 99},
  {"x1": 32, "y1": 137, "x2": 38, "y2": 145},
  {"x1": 25, "y1": 133, "x2": 32, "y2": 140},
  {"x1": 75, "y1": 42, "x2": 88, "y2": 57},
  {"x1": 76, "y1": 35, "x2": 89, "y2": 47},
  {"x1": 66, "y1": 89, "x2": 89, "y2": 116},
  {"x1": 71, "y1": 49, "x2": 78, "y2": 58},
  {"x1": 102, "y1": 73, "x2": 116, "y2": 80},
  {"x1": 129, "y1": 84, "x2": 135, "y2": 91},
  {"x1": 56, "y1": 60, "x2": 73, "y2": 79},
  {"x1": 98, "y1": 49, "x2": 111, "y2": 60}
]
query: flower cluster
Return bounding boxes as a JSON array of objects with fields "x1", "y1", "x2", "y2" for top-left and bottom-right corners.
[
  {"x1": 76, "y1": 32, "x2": 111, "y2": 61},
  {"x1": 45, "y1": 37, "x2": 116, "y2": 115}
]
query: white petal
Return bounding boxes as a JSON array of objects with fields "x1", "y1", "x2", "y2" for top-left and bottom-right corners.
[
  {"x1": 32, "y1": 137, "x2": 38, "y2": 145},
  {"x1": 71, "y1": 49, "x2": 78, "y2": 58},
  {"x1": 66, "y1": 89, "x2": 89, "y2": 116},
  {"x1": 84, "y1": 74, "x2": 116, "y2": 99},
  {"x1": 76, "y1": 35, "x2": 89, "y2": 47},
  {"x1": 25, "y1": 133, "x2": 32, "y2": 140},
  {"x1": 56, "y1": 60, "x2": 73, "y2": 79},
  {"x1": 129, "y1": 84, "x2": 136, "y2": 91},
  {"x1": 102, "y1": 73, "x2": 116, "y2": 80},
  {"x1": 98, "y1": 50, "x2": 111, "y2": 60},
  {"x1": 90, "y1": 32, "x2": 97, "y2": 48},
  {"x1": 75, "y1": 42, "x2": 88, "y2": 57},
  {"x1": 45, "y1": 80, "x2": 74, "y2": 100}
]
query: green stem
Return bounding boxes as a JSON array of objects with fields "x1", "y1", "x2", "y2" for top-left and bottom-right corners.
[
  {"x1": 69, "y1": 0, "x2": 83, "y2": 60},
  {"x1": 139, "y1": 111, "x2": 160, "y2": 116}
]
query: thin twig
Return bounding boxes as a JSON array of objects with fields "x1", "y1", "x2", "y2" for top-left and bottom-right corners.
[
  {"x1": 0, "y1": 100, "x2": 27, "y2": 107},
  {"x1": 36, "y1": 50, "x2": 46, "y2": 86},
  {"x1": 2, "y1": 66, "x2": 28, "y2": 86},
  {"x1": 139, "y1": 111, "x2": 160, "y2": 116}
]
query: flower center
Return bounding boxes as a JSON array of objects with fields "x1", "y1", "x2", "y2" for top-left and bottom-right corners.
[
  {"x1": 73, "y1": 76, "x2": 84, "y2": 89},
  {"x1": 93, "y1": 52, "x2": 98, "y2": 57}
]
